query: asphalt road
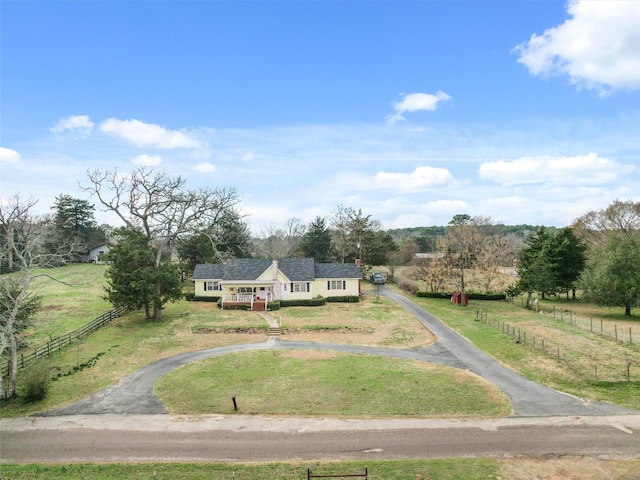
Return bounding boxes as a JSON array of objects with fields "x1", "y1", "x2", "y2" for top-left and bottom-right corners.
[
  {"x1": 2, "y1": 288, "x2": 639, "y2": 463},
  {"x1": 3, "y1": 414, "x2": 640, "y2": 462}
]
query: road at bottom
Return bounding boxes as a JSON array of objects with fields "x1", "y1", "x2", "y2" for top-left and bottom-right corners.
[{"x1": 2, "y1": 422, "x2": 639, "y2": 463}]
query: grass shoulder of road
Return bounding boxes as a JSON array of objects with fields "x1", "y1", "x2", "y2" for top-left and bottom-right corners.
[
  {"x1": 3, "y1": 458, "x2": 639, "y2": 479},
  {"x1": 407, "y1": 291, "x2": 640, "y2": 411},
  {"x1": 155, "y1": 350, "x2": 510, "y2": 417}
]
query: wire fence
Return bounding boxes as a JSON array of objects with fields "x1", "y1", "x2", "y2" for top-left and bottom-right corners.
[
  {"x1": 1, "y1": 305, "x2": 128, "y2": 377},
  {"x1": 476, "y1": 309, "x2": 640, "y2": 383},
  {"x1": 508, "y1": 296, "x2": 638, "y2": 347}
]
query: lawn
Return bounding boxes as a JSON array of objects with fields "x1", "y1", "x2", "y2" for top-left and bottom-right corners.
[
  {"x1": 155, "y1": 350, "x2": 510, "y2": 417},
  {"x1": 22, "y1": 264, "x2": 112, "y2": 345}
]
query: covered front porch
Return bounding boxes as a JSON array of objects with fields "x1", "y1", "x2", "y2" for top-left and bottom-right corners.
[{"x1": 220, "y1": 281, "x2": 277, "y2": 311}]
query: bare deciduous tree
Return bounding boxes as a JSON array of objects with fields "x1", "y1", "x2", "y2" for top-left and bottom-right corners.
[
  {"x1": 1, "y1": 195, "x2": 76, "y2": 399},
  {"x1": 412, "y1": 255, "x2": 449, "y2": 293},
  {"x1": 82, "y1": 167, "x2": 242, "y2": 321},
  {"x1": 256, "y1": 217, "x2": 306, "y2": 259}
]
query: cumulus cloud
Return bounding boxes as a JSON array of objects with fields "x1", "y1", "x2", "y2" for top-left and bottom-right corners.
[
  {"x1": 51, "y1": 115, "x2": 95, "y2": 135},
  {"x1": 132, "y1": 154, "x2": 162, "y2": 167},
  {"x1": 374, "y1": 166, "x2": 454, "y2": 191},
  {"x1": 513, "y1": 0, "x2": 640, "y2": 93},
  {"x1": 0, "y1": 147, "x2": 21, "y2": 163},
  {"x1": 478, "y1": 153, "x2": 635, "y2": 186},
  {"x1": 100, "y1": 118, "x2": 200, "y2": 149},
  {"x1": 386, "y1": 91, "x2": 451, "y2": 125},
  {"x1": 192, "y1": 162, "x2": 215, "y2": 173}
]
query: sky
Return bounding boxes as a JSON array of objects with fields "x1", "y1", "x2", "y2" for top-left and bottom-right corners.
[{"x1": 1, "y1": 0, "x2": 639, "y2": 235}]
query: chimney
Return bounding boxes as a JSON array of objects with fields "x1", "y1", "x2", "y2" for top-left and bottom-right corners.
[{"x1": 272, "y1": 259, "x2": 278, "y2": 280}]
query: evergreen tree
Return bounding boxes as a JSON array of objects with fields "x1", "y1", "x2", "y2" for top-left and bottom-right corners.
[
  {"x1": 299, "y1": 217, "x2": 332, "y2": 262},
  {"x1": 515, "y1": 227, "x2": 557, "y2": 307},
  {"x1": 104, "y1": 227, "x2": 182, "y2": 320},
  {"x1": 554, "y1": 227, "x2": 586, "y2": 298},
  {"x1": 48, "y1": 194, "x2": 106, "y2": 259}
]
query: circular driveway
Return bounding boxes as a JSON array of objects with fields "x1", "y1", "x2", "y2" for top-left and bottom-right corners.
[{"x1": 40, "y1": 289, "x2": 636, "y2": 418}]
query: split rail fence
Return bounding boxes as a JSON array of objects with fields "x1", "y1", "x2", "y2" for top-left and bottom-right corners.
[{"x1": 1, "y1": 305, "x2": 128, "y2": 377}]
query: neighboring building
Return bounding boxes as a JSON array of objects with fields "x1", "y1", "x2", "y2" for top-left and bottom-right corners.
[
  {"x1": 88, "y1": 243, "x2": 110, "y2": 264},
  {"x1": 192, "y1": 258, "x2": 362, "y2": 311}
]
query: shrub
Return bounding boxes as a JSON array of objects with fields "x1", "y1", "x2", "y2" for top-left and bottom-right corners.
[
  {"x1": 21, "y1": 365, "x2": 50, "y2": 403},
  {"x1": 280, "y1": 297, "x2": 327, "y2": 307},
  {"x1": 267, "y1": 301, "x2": 280, "y2": 311},
  {"x1": 399, "y1": 280, "x2": 418, "y2": 295},
  {"x1": 326, "y1": 295, "x2": 360, "y2": 303},
  {"x1": 190, "y1": 295, "x2": 221, "y2": 302},
  {"x1": 184, "y1": 291, "x2": 195, "y2": 301}
]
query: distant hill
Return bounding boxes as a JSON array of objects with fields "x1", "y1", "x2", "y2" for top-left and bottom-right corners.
[{"x1": 387, "y1": 224, "x2": 540, "y2": 253}]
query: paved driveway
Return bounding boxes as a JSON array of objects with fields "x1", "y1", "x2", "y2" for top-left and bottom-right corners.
[{"x1": 41, "y1": 288, "x2": 637, "y2": 418}]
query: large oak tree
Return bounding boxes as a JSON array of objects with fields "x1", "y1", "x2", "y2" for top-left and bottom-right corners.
[{"x1": 83, "y1": 167, "x2": 242, "y2": 321}]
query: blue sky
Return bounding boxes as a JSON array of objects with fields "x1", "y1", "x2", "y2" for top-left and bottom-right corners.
[{"x1": 2, "y1": 0, "x2": 639, "y2": 235}]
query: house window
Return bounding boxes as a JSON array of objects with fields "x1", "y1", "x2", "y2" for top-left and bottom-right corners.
[
  {"x1": 328, "y1": 280, "x2": 346, "y2": 290},
  {"x1": 291, "y1": 282, "x2": 309, "y2": 293},
  {"x1": 238, "y1": 287, "x2": 253, "y2": 295},
  {"x1": 204, "y1": 281, "x2": 220, "y2": 291}
]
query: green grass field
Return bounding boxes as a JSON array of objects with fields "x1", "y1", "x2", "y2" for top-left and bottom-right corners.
[{"x1": 156, "y1": 350, "x2": 509, "y2": 417}]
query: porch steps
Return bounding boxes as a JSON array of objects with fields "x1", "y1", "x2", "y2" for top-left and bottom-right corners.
[{"x1": 268, "y1": 326, "x2": 281, "y2": 336}]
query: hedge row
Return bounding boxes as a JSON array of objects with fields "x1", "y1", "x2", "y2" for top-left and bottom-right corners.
[
  {"x1": 326, "y1": 295, "x2": 361, "y2": 303},
  {"x1": 416, "y1": 291, "x2": 505, "y2": 301},
  {"x1": 280, "y1": 297, "x2": 326, "y2": 307}
]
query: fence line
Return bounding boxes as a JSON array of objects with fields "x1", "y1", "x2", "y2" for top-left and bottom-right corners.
[
  {"x1": 508, "y1": 296, "x2": 637, "y2": 348},
  {"x1": 1, "y1": 305, "x2": 128, "y2": 377},
  {"x1": 476, "y1": 310, "x2": 639, "y2": 383}
]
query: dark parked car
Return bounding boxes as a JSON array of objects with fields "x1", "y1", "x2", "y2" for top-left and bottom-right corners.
[{"x1": 369, "y1": 272, "x2": 386, "y2": 285}]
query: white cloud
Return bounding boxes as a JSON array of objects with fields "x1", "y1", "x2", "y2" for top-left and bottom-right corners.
[
  {"x1": 373, "y1": 166, "x2": 454, "y2": 192},
  {"x1": 51, "y1": 115, "x2": 95, "y2": 134},
  {"x1": 478, "y1": 153, "x2": 635, "y2": 186},
  {"x1": 0, "y1": 147, "x2": 20, "y2": 163},
  {"x1": 386, "y1": 91, "x2": 451, "y2": 124},
  {"x1": 100, "y1": 118, "x2": 201, "y2": 149},
  {"x1": 192, "y1": 162, "x2": 215, "y2": 173},
  {"x1": 132, "y1": 154, "x2": 162, "y2": 167},
  {"x1": 513, "y1": 0, "x2": 640, "y2": 93}
]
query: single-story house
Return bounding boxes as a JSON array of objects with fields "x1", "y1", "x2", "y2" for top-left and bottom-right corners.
[
  {"x1": 88, "y1": 243, "x2": 110, "y2": 264},
  {"x1": 192, "y1": 258, "x2": 362, "y2": 311}
]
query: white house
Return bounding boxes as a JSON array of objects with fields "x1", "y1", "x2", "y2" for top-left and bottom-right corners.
[
  {"x1": 192, "y1": 258, "x2": 362, "y2": 311},
  {"x1": 88, "y1": 243, "x2": 110, "y2": 264}
]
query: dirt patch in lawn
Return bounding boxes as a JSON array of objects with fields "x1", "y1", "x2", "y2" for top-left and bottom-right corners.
[{"x1": 276, "y1": 297, "x2": 436, "y2": 349}]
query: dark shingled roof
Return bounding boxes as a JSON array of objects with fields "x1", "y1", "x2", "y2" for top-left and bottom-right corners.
[
  {"x1": 315, "y1": 262, "x2": 362, "y2": 279},
  {"x1": 193, "y1": 258, "x2": 362, "y2": 281},
  {"x1": 193, "y1": 258, "x2": 271, "y2": 281},
  {"x1": 278, "y1": 258, "x2": 315, "y2": 281}
]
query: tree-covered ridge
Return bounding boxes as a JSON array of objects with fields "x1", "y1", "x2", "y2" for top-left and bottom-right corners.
[{"x1": 387, "y1": 224, "x2": 540, "y2": 252}]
